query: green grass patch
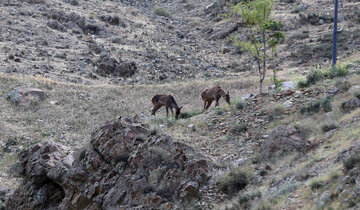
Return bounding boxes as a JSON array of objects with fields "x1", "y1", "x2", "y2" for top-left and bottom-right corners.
[{"x1": 178, "y1": 109, "x2": 204, "y2": 119}]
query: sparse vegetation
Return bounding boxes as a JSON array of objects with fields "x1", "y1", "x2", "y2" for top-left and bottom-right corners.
[
  {"x1": 296, "y1": 63, "x2": 349, "y2": 88},
  {"x1": 153, "y1": 7, "x2": 171, "y2": 17},
  {"x1": 321, "y1": 123, "x2": 337, "y2": 132},
  {"x1": 217, "y1": 167, "x2": 253, "y2": 195},
  {"x1": 310, "y1": 180, "x2": 323, "y2": 191},
  {"x1": 150, "y1": 127, "x2": 158, "y2": 136},
  {"x1": 178, "y1": 110, "x2": 204, "y2": 119},
  {"x1": 343, "y1": 153, "x2": 360, "y2": 171},
  {"x1": 232, "y1": 122, "x2": 248, "y2": 133}
]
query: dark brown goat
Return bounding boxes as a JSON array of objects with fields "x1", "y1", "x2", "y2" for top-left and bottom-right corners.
[
  {"x1": 201, "y1": 85, "x2": 230, "y2": 110},
  {"x1": 151, "y1": 94, "x2": 183, "y2": 119}
]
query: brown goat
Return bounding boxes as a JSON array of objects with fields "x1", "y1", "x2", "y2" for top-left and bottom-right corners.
[
  {"x1": 201, "y1": 85, "x2": 230, "y2": 110},
  {"x1": 151, "y1": 94, "x2": 183, "y2": 119}
]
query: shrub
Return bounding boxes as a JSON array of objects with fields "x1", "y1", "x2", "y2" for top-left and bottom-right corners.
[
  {"x1": 306, "y1": 69, "x2": 325, "y2": 85},
  {"x1": 69, "y1": 0, "x2": 79, "y2": 6},
  {"x1": 310, "y1": 180, "x2": 323, "y2": 191},
  {"x1": 287, "y1": 32, "x2": 309, "y2": 44},
  {"x1": 321, "y1": 123, "x2": 337, "y2": 132},
  {"x1": 343, "y1": 153, "x2": 360, "y2": 171},
  {"x1": 148, "y1": 147, "x2": 172, "y2": 164},
  {"x1": 233, "y1": 122, "x2": 248, "y2": 133},
  {"x1": 251, "y1": 153, "x2": 262, "y2": 164},
  {"x1": 328, "y1": 63, "x2": 348, "y2": 78},
  {"x1": 238, "y1": 191, "x2": 262, "y2": 209},
  {"x1": 297, "y1": 79, "x2": 309, "y2": 89},
  {"x1": 178, "y1": 110, "x2": 203, "y2": 119},
  {"x1": 150, "y1": 127, "x2": 158, "y2": 136},
  {"x1": 300, "y1": 101, "x2": 321, "y2": 115},
  {"x1": 153, "y1": 7, "x2": 170, "y2": 17},
  {"x1": 235, "y1": 100, "x2": 245, "y2": 110},
  {"x1": 355, "y1": 92, "x2": 360, "y2": 100},
  {"x1": 215, "y1": 107, "x2": 224, "y2": 115},
  {"x1": 321, "y1": 98, "x2": 332, "y2": 112},
  {"x1": 217, "y1": 167, "x2": 252, "y2": 195}
]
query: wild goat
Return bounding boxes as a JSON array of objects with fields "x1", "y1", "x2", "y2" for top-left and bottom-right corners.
[
  {"x1": 151, "y1": 94, "x2": 183, "y2": 119},
  {"x1": 201, "y1": 85, "x2": 230, "y2": 110}
]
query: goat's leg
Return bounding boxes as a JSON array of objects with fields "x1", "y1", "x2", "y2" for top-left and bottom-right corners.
[
  {"x1": 166, "y1": 106, "x2": 169, "y2": 117},
  {"x1": 215, "y1": 98, "x2": 219, "y2": 107},
  {"x1": 203, "y1": 100, "x2": 207, "y2": 110},
  {"x1": 170, "y1": 107, "x2": 174, "y2": 115},
  {"x1": 151, "y1": 105, "x2": 162, "y2": 116},
  {"x1": 206, "y1": 100, "x2": 213, "y2": 110}
]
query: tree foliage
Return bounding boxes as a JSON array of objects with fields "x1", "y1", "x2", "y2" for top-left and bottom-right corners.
[{"x1": 232, "y1": 0, "x2": 285, "y2": 93}]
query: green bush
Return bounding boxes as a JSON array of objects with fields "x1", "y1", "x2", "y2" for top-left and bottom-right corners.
[
  {"x1": 321, "y1": 98, "x2": 332, "y2": 112},
  {"x1": 321, "y1": 123, "x2": 337, "y2": 132},
  {"x1": 150, "y1": 127, "x2": 158, "y2": 136},
  {"x1": 310, "y1": 180, "x2": 323, "y2": 191},
  {"x1": 306, "y1": 69, "x2": 325, "y2": 85},
  {"x1": 297, "y1": 79, "x2": 309, "y2": 88},
  {"x1": 238, "y1": 191, "x2": 262, "y2": 209},
  {"x1": 297, "y1": 63, "x2": 349, "y2": 88},
  {"x1": 178, "y1": 110, "x2": 203, "y2": 119},
  {"x1": 235, "y1": 100, "x2": 245, "y2": 110},
  {"x1": 217, "y1": 167, "x2": 252, "y2": 195},
  {"x1": 233, "y1": 122, "x2": 248, "y2": 133},
  {"x1": 328, "y1": 63, "x2": 348, "y2": 78},
  {"x1": 153, "y1": 7, "x2": 171, "y2": 17},
  {"x1": 300, "y1": 101, "x2": 321, "y2": 115},
  {"x1": 215, "y1": 107, "x2": 224, "y2": 115},
  {"x1": 343, "y1": 153, "x2": 360, "y2": 171}
]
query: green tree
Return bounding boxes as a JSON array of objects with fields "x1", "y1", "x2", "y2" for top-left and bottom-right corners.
[{"x1": 232, "y1": 0, "x2": 284, "y2": 93}]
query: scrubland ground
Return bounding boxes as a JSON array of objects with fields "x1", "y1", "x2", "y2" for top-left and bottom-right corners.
[{"x1": 1, "y1": 0, "x2": 360, "y2": 209}]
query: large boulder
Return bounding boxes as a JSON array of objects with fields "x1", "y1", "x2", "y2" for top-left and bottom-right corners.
[
  {"x1": 342, "y1": 98, "x2": 360, "y2": 111},
  {"x1": 7, "y1": 88, "x2": 46, "y2": 105},
  {"x1": 261, "y1": 125, "x2": 314, "y2": 158},
  {"x1": 7, "y1": 117, "x2": 210, "y2": 209},
  {"x1": 96, "y1": 54, "x2": 137, "y2": 77}
]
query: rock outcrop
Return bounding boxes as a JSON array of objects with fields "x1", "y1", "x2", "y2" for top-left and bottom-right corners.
[
  {"x1": 96, "y1": 54, "x2": 137, "y2": 78},
  {"x1": 261, "y1": 125, "x2": 315, "y2": 158},
  {"x1": 7, "y1": 117, "x2": 210, "y2": 209}
]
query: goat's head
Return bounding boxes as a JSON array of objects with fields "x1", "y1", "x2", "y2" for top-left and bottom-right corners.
[{"x1": 175, "y1": 106, "x2": 183, "y2": 119}]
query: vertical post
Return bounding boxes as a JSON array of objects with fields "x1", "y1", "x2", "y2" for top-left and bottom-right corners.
[{"x1": 332, "y1": 0, "x2": 339, "y2": 67}]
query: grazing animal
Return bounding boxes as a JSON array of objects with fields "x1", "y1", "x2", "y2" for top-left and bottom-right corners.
[
  {"x1": 201, "y1": 85, "x2": 230, "y2": 110},
  {"x1": 151, "y1": 94, "x2": 183, "y2": 119}
]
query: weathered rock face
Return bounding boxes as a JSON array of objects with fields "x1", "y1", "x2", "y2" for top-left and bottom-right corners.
[
  {"x1": 7, "y1": 117, "x2": 210, "y2": 209},
  {"x1": 96, "y1": 55, "x2": 137, "y2": 78},
  {"x1": 261, "y1": 125, "x2": 314, "y2": 158}
]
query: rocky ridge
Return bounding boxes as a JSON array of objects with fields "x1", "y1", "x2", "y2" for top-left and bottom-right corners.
[{"x1": 6, "y1": 116, "x2": 212, "y2": 209}]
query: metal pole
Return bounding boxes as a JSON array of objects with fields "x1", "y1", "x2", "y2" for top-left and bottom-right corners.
[{"x1": 332, "y1": 0, "x2": 339, "y2": 67}]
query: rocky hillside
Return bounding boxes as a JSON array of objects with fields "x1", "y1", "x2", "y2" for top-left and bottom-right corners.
[
  {"x1": 1, "y1": 0, "x2": 359, "y2": 85},
  {"x1": 1, "y1": 0, "x2": 360, "y2": 209}
]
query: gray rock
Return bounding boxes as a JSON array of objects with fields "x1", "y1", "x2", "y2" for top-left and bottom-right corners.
[
  {"x1": 269, "y1": 81, "x2": 296, "y2": 91},
  {"x1": 242, "y1": 93, "x2": 255, "y2": 100},
  {"x1": 319, "y1": 19, "x2": 325, "y2": 25},
  {"x1": 317, "y1": 191, "x2": 331, "y2": 207},
  {"x1": 7, "y1": 88, "x2": 46, "y2": 105},
  {"x1": 261, "y1": 125, "x2": 314, "y2": 158},
  {"x1": 342, "y1": 98, "x2": 360, "y2": 111}
]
